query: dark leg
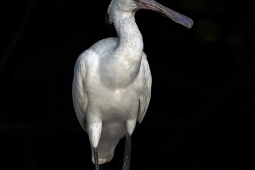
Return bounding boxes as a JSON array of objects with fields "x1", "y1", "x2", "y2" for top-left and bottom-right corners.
[
  {"x1": 94, "y1": 148, "x2": 100, "y2": 170},
  {"x1": 122, "y1": 134, "x2": 131, "y2": 170}
]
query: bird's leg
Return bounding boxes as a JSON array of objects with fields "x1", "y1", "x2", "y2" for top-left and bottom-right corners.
[
  {"x1": 93, "y1": 147, "x2": 100, "y2": 170},
  {"x1": 122, "y1": 119, "x2": 136, "y2": 170},
  {"x1": 122, "y1": 133, "x2": 131, "y2": 170},
  {"x1": 88, "y1": 120, "x2": 102, "y2": 170}
]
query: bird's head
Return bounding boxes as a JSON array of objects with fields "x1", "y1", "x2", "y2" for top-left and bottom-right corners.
[{"x1": 108, "y1": 0, "x2": 193, "y2": 28}]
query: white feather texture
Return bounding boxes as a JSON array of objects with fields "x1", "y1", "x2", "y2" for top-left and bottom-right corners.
[{"x1": 72, "y1": 0, "x2": 152, "y2": 164}]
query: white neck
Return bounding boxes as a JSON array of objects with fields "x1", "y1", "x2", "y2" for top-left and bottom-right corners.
[
  {"x1": 112, "y1": 8, "x2": 143, "y2": 63},
  {"x1": 102, "y1": 2, "x2": 144, "y2": 88}
]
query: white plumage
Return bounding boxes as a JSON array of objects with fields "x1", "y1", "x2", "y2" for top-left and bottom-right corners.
[
  {"x1": 72, "y1": 38, "x2": 151, "y2": 164},
  {"x1": 72, "y1": 0, "x2": 192, "y2": 168}
]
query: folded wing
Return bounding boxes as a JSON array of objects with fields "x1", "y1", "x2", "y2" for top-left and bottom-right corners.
[
  {"x1": 72, "y1": 52, "x2": 88, "y2": 131},
  {"x1": 138, "y1": 53, "x2": 152, "y2": 123}
]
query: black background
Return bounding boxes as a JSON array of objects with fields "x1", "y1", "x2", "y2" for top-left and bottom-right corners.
[{"x1": 1, "y1": 0, "x2": 255, "y2": 170}]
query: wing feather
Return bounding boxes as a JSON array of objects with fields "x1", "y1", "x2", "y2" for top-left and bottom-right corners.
[
  {"x1": 138, "y1": 54, "x2": 152, "y2": 123},
  {"x1": 72, "y1": 52, "x2": 88, "y2": 131}
]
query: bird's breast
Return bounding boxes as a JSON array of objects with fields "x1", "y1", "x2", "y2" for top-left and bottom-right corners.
[{"x1": 87, "y1": 86, "x2": 139, "y2": 122}]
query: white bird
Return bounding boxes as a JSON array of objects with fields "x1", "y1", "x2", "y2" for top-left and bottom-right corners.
[{"x1": 72, "y1": 0, "x2": 193, "y2": 170}]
